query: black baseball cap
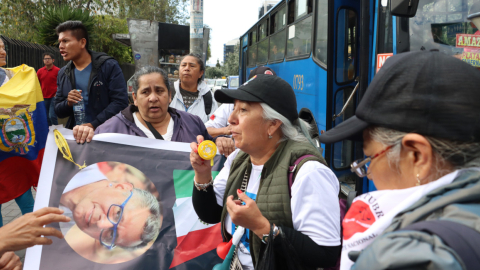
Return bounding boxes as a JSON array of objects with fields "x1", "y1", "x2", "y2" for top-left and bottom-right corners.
[
  {"x1": 215, "y1": 74, "x2": 298, "y2": 122},
  {"x1": 249, "y1": 66, "x2": 276, "y2": 79},
  {"x1": 319, "y1": 50, "x2": 480, "y2": 144}
]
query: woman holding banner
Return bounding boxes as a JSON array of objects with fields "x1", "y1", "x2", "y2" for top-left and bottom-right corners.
[{"x1": 190, "y1": 74, "x2": 341, "y2": 270}]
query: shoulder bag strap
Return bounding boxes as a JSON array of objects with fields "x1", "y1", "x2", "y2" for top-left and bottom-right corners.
[
  {"x1": 144, "y1": 120, "x2": 164, "y2": 140},
  {"x1": 288, "y1": 155, "x2": 317, "y2": 198}
]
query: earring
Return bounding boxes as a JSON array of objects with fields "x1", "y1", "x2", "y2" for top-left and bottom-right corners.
[
  {"x1": 416, "y1": 174, "x2": 421, "y2": 186},
  {"x1": 268, "y1": 134, "x2": 273, "y2": 139},
  {"x1": 109, "y1": 183, "x2": 113, "y2": 187}
]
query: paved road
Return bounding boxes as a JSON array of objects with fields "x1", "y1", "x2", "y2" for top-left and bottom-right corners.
[{"x1": 1, "y1": 188, "x2": 37, "y2": 263}]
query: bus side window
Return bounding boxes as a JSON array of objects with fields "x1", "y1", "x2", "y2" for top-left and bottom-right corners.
[
  {"x1": 248, "y1": 44, "x2": 258, "y2": 67},
  {"x1": 336, "y1": 9, "x2": 357, "y2": 83},
  {"x1": 286, "y1": 16, "x2": 313, "y2": 58},
  {"x1": 248, "y1": 30, "x2": 257, "y2": 67},
  {"x1": 271, "y1": 5, "x2": 287, "y2": 35},
  {"x1": 333, "y1": 87, "x2": 355, "y2": 169},
  {"x1": 257, "y1": 19, "x2": 269, "y2": 64},
  {"x1": 314, "y1": 0, "x2": 329, "y2": 66},
  {"x1": 269, "y1": 5, "x2": 287, "y2": 63},
  {"x1": 269, "y1": 30, "x2": 286, "y2": 62}
]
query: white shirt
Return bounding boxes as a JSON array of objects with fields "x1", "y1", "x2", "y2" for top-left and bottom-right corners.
[
  {"x1": 213, "y1": 149, "x2": 341, "y2": 269},
  {"x1": 205, "y1": 104, "x2": 234, "y2": 128},
  {"x1": 133, "y1": 112, "x2": 174, "y2": 141}
]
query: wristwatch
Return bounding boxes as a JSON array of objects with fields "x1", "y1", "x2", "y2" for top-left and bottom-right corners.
[{"x1": 262, "y1": 224, "x2": 280, "y2": 244}]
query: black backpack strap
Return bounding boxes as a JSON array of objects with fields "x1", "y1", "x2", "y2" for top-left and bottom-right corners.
[
  {"x1": 400, "y1": 220, "x2": 480, "y2": 270},
  {"x1": 204, "y1": 90, "x2": 213, "y2": 115},
  {"x1": 144, "y1": 120, "x2": 164, "y2": 140}
]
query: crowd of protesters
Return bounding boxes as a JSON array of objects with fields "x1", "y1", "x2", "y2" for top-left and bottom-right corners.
[{"x1": 1, "y1": 18, "x2": 480, "y2": 270}]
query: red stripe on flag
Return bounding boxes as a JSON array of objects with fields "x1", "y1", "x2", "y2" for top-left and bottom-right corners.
[
  {"x1": 169, "y1": 223, "x2": 223, "y2": 268},
  {"x1": 0, "y1": 148, "x2": 44, "y2": 204}
]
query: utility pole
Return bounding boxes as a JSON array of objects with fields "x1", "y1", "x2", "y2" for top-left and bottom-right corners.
[{"x1": 190, "y1": 0, "x2": 204, "y2": 56}]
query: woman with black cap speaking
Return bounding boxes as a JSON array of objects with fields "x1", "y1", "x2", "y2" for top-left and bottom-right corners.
[
  {"x1": 319, "y1": 50, "x2": 480, "y2": 270},
  {"x1": 189, "y1": 74, "x2": 341, "y2": 270}
]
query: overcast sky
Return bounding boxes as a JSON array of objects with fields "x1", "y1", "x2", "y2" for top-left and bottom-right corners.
[{"x1": 203, "y1": 0, "x2": 272, "y2": 66}]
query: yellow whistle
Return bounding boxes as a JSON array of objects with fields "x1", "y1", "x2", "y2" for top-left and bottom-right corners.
[{"x1": 198, "y1": 140, "x2": 217, "y2": 166}]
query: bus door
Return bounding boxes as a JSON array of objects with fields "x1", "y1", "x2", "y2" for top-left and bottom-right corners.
[{"x1": 326, "y1": 0, "x2": 363, "y2": 196}]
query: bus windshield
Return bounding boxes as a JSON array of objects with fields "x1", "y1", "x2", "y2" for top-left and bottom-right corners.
[{"x1": 408, "y1": 0, "x2": 480, "y2": 68}]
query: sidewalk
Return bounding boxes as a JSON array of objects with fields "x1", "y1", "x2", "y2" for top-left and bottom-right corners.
[{"x1": 1, "y1": 188, "x2": 37, "y2": 263}]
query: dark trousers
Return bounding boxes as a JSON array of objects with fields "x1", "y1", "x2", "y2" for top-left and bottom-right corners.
[{"x1": 44, "y1": 97, "x2": 58, "y2": 126}]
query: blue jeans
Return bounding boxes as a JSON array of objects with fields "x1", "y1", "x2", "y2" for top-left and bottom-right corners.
[
  {"x1": 44, "y1": 97, "x2": 58, "y2": 126},
  {"x1": 0, "y1": 188, "x2": 35, "y2": 227}
]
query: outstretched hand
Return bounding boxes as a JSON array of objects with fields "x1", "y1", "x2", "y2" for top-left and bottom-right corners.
[
  {"x1": 0, "y1": 207, "x2": 70, "y2": 255},
  {"x1": 226, "y1": 189, "x2": 270, "y2": 239}
]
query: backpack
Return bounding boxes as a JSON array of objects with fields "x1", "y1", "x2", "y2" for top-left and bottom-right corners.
[
  {"x1": 288, "y1": 155, "x2": 356, "y2": 270},
  {"x1": 204, "y1": 90, "x2": 213, "y2": 115}
]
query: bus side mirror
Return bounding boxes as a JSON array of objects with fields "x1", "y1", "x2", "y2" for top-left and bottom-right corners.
[{"x1": 390, "y1": 0, "x2": 419, "y2": 18}]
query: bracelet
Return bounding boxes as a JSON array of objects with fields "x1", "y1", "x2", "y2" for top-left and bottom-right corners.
[
  {"x1": 194, "y1": 178, "x2": 213, "y2": 192},
  {"x1": 262, "y1": 224, "x2": 280, "y2": 244}
]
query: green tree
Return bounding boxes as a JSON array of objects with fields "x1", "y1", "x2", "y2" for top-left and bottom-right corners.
[
  {"x1": 223, "y1": 44, "x2": 239, "y2": 76},
  {"x1": 205, "y1": 66, "x2": 225, "y2": 79},
  {"x1": 216, "y1": 59, "x2": 221, "y2": 68},
  {"x1": 37, "y1": 5, "x2": 94, "y2": 46},
  {"x1": 90, "y1": 15, "x2": 133, "y2": 64},
  {"x1": 35, "y1": 6, "x2": 132, "y2": 63},
  {"x1": 0, "y1": 0, "x2": 188, "y2": 63},
  {"x1": 117, "y1": 0, "x2": 188, "y2": 24},
  {"x1": 0, "y1": 0, "x2": 120, "y2": 43}
]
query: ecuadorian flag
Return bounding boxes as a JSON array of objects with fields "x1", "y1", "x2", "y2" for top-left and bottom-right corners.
[
  {"x1": 0, "y1": 65, "x2": 48, "y2": 204},
  {"x1": 170, "y1": 170, "x2": 223, "y2": 269}
]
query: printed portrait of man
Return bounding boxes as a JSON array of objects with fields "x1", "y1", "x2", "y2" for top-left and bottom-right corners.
[{"x1": 59, "y1": 163, "x2": 162, "y2": 264}]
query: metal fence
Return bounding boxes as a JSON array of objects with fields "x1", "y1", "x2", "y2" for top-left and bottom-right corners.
[{"x1": 1, "y1": 35, "x2": 67, "y2": 71}]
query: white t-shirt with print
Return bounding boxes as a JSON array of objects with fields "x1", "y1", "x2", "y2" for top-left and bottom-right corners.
[
  {"x1": 213, "y1": 149, "x2": 341, "y2": 270},
  {"x1": 133, "y1": 112, "x2": 174, "y2": 141}
]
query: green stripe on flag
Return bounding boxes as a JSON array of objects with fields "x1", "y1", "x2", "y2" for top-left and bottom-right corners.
[{"x1": 173, "y1": 170, "x2": 220, "y2": 199}]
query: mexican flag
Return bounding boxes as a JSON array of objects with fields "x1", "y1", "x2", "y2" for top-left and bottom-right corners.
[
  {"x1": 170, "y1": 170, "x2": 223, "y2": 269},
  {"x1": 25, "y1": 128, "x2": 224, "y2": 270}
]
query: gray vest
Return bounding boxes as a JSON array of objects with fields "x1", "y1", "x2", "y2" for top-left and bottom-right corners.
[{"x1": 220, "y1": 140, "x2": 327, "y2": 266}]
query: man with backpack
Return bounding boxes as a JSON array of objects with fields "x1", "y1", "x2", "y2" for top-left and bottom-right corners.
[
  {"x1": 54, "y1": 21, "x2": 128, "y2": 130},
  {"x1": 169, "y1": 54, "x2": 217, "y2": 123}
]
